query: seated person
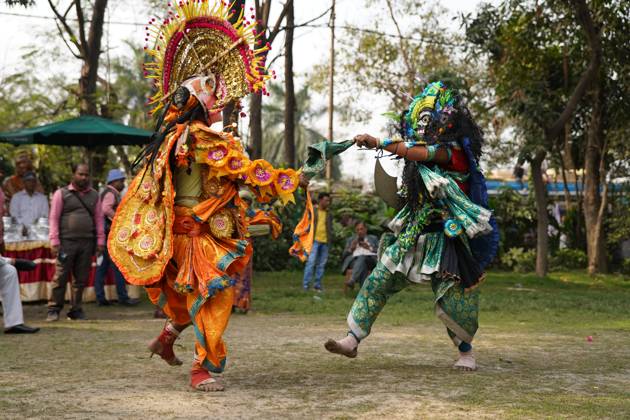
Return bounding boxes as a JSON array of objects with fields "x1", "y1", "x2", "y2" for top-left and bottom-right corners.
[
  {"x1": 9, "y1": 171, "x2": 49, "y2": 236},
  {"x1": 340, "y1": 221, "x2": 378, "y2": 290},
  {"x1": 0, "y1": 256, "x2": 39, "y2": 334}
]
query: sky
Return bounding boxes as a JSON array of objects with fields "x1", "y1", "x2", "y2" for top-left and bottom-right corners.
[{"x1": 0, "y1": 0, "x2": 492, "y2": 187}]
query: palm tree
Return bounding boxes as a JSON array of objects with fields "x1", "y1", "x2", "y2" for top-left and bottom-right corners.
[{"x1": 262, "y1": 83, "x2": 327, "y2": 167}]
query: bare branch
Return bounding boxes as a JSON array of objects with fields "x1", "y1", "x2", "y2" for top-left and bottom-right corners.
[
  {"x1": 292, "y1": 5, "x2": 331, "y2": 29},
  {"x1": 62, "y1": 0, "x2": 75, "y2": 18},
  {"x1": 53, "y1": 18, "x2": 82, "y2": 59},
  {"x1": 267, "y1": 0, "x2": 292, "y2": 44},
  {"x1": 272, "y1": 5, "x2": 332, "y2": 36},
  {"x1": 267, "y1": 50, "x2": 286, "y2": 67},
  {"x1": 75, "y1": 0, "x2": 88, "y2": 52},
  {"x1": 385, "y1": 0, "x2": 415, "y2": 92},
  {"x1": 48, "y1": 0, "x2": 84, "y2": 57}
]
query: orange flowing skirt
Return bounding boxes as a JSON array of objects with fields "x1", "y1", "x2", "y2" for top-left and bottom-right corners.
[{"x1": 146, "y1": 206, "x2": 252, "y2": 373}]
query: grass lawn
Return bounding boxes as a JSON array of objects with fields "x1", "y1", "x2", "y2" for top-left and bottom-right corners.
[{"x1": 1, "y1": 270, "x2": 629, "y2": 419}]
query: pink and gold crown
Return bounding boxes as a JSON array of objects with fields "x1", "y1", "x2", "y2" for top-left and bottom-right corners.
[{"x1": 143, "y1": 0, "x2": 272, "y2": 114}]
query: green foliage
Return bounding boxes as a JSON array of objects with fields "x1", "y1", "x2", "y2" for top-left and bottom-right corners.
[
  {"x1": 260, "y1": 82, "x2": 331, "y2": 170},
  {"x1": 0, "y1": 72, "x2": 76, "y2": 133},
  {"x1": 465, "y1": 1, "x2": 580, "y2": 158},
  {"x1": 607, "y1": 184, "x2": 630, "y2": 248},
  {"x1": 501, "y1": 247, "x2": 536, "y2": 273},
  {"x1": 0, "y1": 39, "x2": 151, "y2": 190},
  {"x1": 327, "y1": 190, "x2": 390, "y2": 268},
  {"x1": 108, "y1": 40, "x2": 154, "y2": 131},
  {"x1": 251, "y1": 189, "x2": 389, "y2": 273},
  {"x1": 550, "y1": 248, "x2": 587, "y2": 270},
  {"x1": 310, "y1": 1, "x2": 471, "y2": 124},
  {"x1": 252, "y1": 193, "x2": 307, "y2": 272},
  {"x1": 4, "y1": 0, "x2": 34, "y2": 6},
  {"x1": 488, "y1": 187, "x2": 536, "y2": 255},
  {"x1": 561, "y1": 205, "x2": 587, "y2": 251}
]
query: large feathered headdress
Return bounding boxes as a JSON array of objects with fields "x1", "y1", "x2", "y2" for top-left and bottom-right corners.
[{"x1": 143, "y1": 0, "x2": 271, "y2": 115}]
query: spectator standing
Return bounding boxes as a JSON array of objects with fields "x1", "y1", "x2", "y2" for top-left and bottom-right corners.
[
  {"x1": 1, "y1": 256, "x2": 39, "y2": 333},
  {"x1": 302, "y1": 192, "x2": 333, "y2": 292},
  {"x1": 0, "y1": 160, "x2": 11, "y2": 252},
  {"x1": 9, "y1": 172, "x2": 49, "y2": 236},
  {"x1": 340, "y1": 221, "x2": 379, "y2": 290},
  {"x1": 94, "y1": 169, "x2": 139, "y2": 306},
  {"x1": 47, "y1": 163, "x2": 104, "y2": 321},
  {"x1": 0, "y1": 188, "x2": 5, "y2": 254}
]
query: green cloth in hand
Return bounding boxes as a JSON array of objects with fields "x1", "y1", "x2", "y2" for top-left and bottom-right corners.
[{"x1": 302, "y1": 140, "x2": 354, "y2": 177}]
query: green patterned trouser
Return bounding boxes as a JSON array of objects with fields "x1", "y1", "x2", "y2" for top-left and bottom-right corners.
[{"x1": 347, "y1": 261, "x2": 479, "y2": 346}]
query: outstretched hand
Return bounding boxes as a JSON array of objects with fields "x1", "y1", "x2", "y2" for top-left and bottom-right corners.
[
  {"x1": 298, "y1": 172, "x2": 310, "y2": 189},
  {"x1": 353, "y1": 134, "x2": 379, "y2": 149}
]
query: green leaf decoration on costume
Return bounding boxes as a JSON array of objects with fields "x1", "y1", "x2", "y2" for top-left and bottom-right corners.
[{"x1": 382, "y1": 111, "x2": 401, "y2": 123}]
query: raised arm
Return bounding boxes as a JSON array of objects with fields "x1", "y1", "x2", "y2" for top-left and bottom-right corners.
[{"x1": 353, "y1": 134, "x2": 449, "y2": 164}]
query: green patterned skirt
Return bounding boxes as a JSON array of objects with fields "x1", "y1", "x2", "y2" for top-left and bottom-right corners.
[
  {"x1": 345, "y1": 164, "x2": 488, "y2": 346},
  {"x1": 347, "y1": 259, "x2": 479, "y2": 347}
]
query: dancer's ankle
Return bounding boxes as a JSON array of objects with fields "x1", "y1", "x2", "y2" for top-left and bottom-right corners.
[
  {"x1": 458, "y1": 341, "x2": 472, "y2": 353},
  {"x1": 339, "y1": 332, "x2": 359, "y2": 350},
  {"x1": 170, "y1": 322, "x2": 190, "y2": 333}
]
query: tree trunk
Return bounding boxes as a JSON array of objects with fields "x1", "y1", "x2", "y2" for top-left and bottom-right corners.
[
  {"x1": 249, "y1": 0, "x2": 291, "y2": 160},
  {"x1": 326, "y1": 0, "x2": 336, "y2": 182},
  {"x1": 249, "y1": 93, "x2": 263, "y2": 159},
  {"x1": 531, "y1": 152, "x2": 549, "y2": 277},
  {"x1": 114, "y1": 145, "x2": 133, "y2": 175},
  {"x1": 78, "y1": 0, "x2": 108, "y2": 116},
  {"x1": 283, "y1": 1, "x2": 296, "y2": 167},
  {"x1": 582, "y1": 80, "x2": 607, "y2": 274},
  {"x1": 73, "y1": 0, "x2": 108, "y2": 178},
  {"x1": 222, "y1": 102, "x2": 239, "y2": 135},
  {"x1": 222, "y1": 0, "x2": 245, "y2": 134}
]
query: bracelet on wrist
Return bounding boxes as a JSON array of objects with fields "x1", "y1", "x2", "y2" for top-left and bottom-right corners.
[{"x1": 426, "y1": 144, "x2": 438, "y2": 161}]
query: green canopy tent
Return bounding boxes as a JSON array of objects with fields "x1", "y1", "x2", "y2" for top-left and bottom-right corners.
[{"x1": 0, "y1": 115, "x2": 151, "y2": 146}]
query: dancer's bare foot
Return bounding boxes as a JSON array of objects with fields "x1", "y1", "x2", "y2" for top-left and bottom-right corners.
[
  {"x1": 453, "y1": 350, "x2": 477, "y2": 371},
  {"x1": 324, "y1": 334, "x2": 358, "y2": 358},
  {"x1": 191, "y1": 368, "x2": 225, "y2": 392}
]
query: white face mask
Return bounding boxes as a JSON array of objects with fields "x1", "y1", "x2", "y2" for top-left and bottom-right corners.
[{"x1": 415, "y1": 110, "x2": 433, "y2": 140}]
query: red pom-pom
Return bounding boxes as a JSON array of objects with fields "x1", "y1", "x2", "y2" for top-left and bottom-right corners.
[{"x1": 240, "y1": 112, "x2": 247, "y2": 117}]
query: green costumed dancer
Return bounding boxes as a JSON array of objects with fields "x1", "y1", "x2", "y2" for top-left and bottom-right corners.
[{"x1": 324, "y1": 81, "x2": 499, "y2": 371}]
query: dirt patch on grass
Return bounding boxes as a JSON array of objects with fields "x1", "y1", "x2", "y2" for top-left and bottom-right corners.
[{"x1": 1, "y1": 303, "x2": 629, "y2": 419}]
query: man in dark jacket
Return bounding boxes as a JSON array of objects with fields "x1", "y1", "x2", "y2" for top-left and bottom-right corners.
[
  {"x1": 340, "y1": 221, "x2": 378, "y2": 290},
  {"x1": 47, "y1": 163, "x2": 104, "y2": 321},
  {"x1": 302, "y1": 192, "x2": 333, "y2": 291}
]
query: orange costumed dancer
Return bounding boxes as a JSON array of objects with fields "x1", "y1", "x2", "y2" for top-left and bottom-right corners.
[{"x1": 108, "y1": 1, "x2": 306, "y2": 392}]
